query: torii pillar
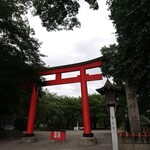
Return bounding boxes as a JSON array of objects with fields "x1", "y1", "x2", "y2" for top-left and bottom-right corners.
[
  {"x1": 79, "y1": 68, "x2": 98, "y2": 145},
  {"x1": 24, "y1": 84, "x2": 38, "y2": 142},
  {"x1": 80, "y1": 68, "x2": 93, "y2": 137},
  {"x1": 24, "y1": 57, "x2": 102, "y2": 143}
]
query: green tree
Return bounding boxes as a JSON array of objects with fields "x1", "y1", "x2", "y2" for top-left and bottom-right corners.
[
  {"x1": 60, "y1": 96, "x2": 82, "y2": 129},
  {"x1": 0, "y1": 0, "x2": 99, "y2": 124},
  {"x1": 36, "y1": 90, "x2": 63, "y2": 130},
  {"x1": 36, "y1": 91, "x2": 116, "y2": 130},
  {"x1": 0, "y1": 0, "x2": 44, "y2": 123},
  {"x1": 32, "y1": 0, "x2": 99, "y2": 31},
  {"x1": 100, "y1": 44, "x2": 122, "y2": 84},
  {"x1": 88, "y1": 94, "x2": 109, "y2": 129},
  {"x1": 36, "y1": 90, "x2": 82, "y2": 130},
  {"x1": 100, "y1": 0, "x2": 150, "y2": 130},
  {"x1": 105, "y1": 0, "x2": 150, "y2": 104}
]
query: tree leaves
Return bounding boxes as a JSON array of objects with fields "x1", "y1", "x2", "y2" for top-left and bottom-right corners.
[
  {"x1": 85, "y1": 0, "x2": 99, "y2": 10},
  {"x1": 36, "y1": 91, "x2": 110, "y2": 130},
  {"x1": 33, "y1": 0, "x2": 80, "y2": 31},
  {"x1": 102, "y1": 0, "x2": 150, "y2": 113},
  {"x1": 0, "y1": 0, "x2": 44, "y2": 119},
  {"x1": 32, "y1": 0, "x2": 99, "y2": 31},
  {"x1": 0, "y1": 0, "x2": 99, "y2": 125}
]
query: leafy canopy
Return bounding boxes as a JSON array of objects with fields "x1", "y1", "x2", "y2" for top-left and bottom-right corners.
[
  {"x1": 32, "y1": 0, "x2": 99, "y2": 31},
  {"x1": 0, "y1": 0, "x2": 99, "y2": 119},
  {"x1": 101, "y1": 0, "x2": 150, "y2": 113}
]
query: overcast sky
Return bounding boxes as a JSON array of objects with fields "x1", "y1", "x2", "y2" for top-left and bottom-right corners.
[{"x1": 28, "y1": 0, "x2": 116, "y2": 97}]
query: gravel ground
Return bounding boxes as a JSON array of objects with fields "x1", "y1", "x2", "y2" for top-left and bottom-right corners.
[{"x1": 0, "y1": 130, "x2": 112, "y2": 150}]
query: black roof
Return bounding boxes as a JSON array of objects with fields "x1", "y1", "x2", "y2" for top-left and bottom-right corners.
[{"x1": 96, "y1": 79, "x2": 121, "y2": 95}]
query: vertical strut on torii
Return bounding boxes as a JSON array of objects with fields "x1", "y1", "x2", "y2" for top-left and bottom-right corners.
[{"x1": 25, "y1": 57, "x2": 103, "y2": 142}]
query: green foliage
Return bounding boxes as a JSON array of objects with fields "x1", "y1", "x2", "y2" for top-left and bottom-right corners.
[
  {"x1": 101, "y1": 0, "x2": 150, "y2": 114},
  {"x1": 32, "y1": 0, "x2": 99, "y2": 31},
  {"x1": 0, "y1": 0, "x2": 99, "y2": 123},
  {"x1": 101, "y1": 44, "x2": 124, "y2": 84},
  {"x1": 116, "y1": 96, "x2": 128, "y2": 128},
  {"x1": 0, "y1": 0, "x2": 45, "y2": 121},
  {"x1": 36, "y1": 90, "x2": 112, "y2": 130},
  {"x1": 33, "y1": 0, "x2": 81, "y2": 31},
  {"x1": 85, "y1": 0, "x2": 99, "y2": 10},
  {"x1": 106, "y1": 0, "x2": 150, "y2": 92},
  {"x1": 88, "y1": 94, "x2": 109, "y2": 129},
  {"x1": 36, "y1": 90, "x2": 82, "y2": 130},
  {"x1": 0, "y1": 0, "x2": 100, "y2": 130}
]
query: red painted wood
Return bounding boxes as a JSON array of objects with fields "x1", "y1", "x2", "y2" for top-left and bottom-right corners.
[
  {"x1": 86, "y1": 73, "x2": 102, "y2": 81},
  {"x1": 26, "y1": 84, "x2": 38, "y2": 135},
  {"x1": 25, "y1": 57, "x2": 103, "y2": 136},
  {"x1": 42, "y1": 76, "x2": 80, "y2": 86},
  {"x1": 80, "y1": 68, "x2": 91, "y2": 135},
  {"x1": 42, "y1": 73, "x2": 102, "y2": 86},
  {"x1": 39, "y1": 59, "x2": 102, "y2": 75}
]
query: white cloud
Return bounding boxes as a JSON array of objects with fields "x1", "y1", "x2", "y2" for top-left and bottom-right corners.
[{"x1": 28, "y1": 0, "x2": 116, "y2": 97}]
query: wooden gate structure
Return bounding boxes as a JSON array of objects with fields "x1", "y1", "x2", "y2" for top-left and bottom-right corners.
[{"x1": 25, "y1": 57, "x2": 103, "y2": 137}]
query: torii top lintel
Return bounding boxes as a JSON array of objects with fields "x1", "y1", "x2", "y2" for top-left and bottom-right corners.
[{"x1": 39, "y1": 57, "x2": 103, "y2": 86}]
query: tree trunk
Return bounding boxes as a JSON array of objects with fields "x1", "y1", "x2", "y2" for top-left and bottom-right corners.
[{"x1": 125, "y1": 79, "x2": 141, "y2": 132}]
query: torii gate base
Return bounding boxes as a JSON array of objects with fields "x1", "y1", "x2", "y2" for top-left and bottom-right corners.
[
  {"x1": 80, "y1": 136, "x2": 98, "y2": 145},
  {"x1": 24, "y1": 57, "x2": 102, "y2": 144},
  {"x1": 23, "y1": 136, "x2": 37, "y2": 143}
]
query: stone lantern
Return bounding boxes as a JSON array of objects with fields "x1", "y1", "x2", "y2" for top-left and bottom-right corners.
[
  {"x1": 96, "y1": 79, "x2": 119, "y2": 107},
  {"x1": 96, "y1": 79, "x2": 120, "y2": 150}
]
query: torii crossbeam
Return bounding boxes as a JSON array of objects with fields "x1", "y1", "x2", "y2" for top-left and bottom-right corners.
[{"x1": 26, "y1": 57, "x2": 103, "y2": 137}]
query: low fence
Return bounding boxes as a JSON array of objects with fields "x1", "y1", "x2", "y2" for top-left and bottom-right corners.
[{"x1": 118, "y1": 131, "x2": 150, "y2": 150}]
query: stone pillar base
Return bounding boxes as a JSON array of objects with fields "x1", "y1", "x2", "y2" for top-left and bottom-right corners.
[
  {"x1": 23, "y1": 136, "x2": 37, "y2": 143},
  {"x1": 79, "y1": 136, "x2": 97, "y2": 145}
]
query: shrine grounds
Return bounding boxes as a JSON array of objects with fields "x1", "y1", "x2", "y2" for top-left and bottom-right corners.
[{"x1": 0, "y1": 130, "x2": 112, "y2": 150}]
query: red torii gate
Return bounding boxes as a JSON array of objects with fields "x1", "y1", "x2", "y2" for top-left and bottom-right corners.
[{"x1": 26, "y1": 57, "x2": 102, "y2": 137}]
